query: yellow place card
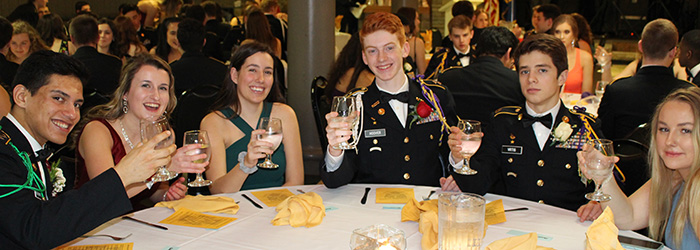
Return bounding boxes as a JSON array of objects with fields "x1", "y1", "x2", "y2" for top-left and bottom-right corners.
[
  {"x1": 251, "y1": 189, "x2": 295, "y2": 207},
  {"x1": 56, "y1": 243, "x2": 133, "y2": 250},
  {"x1": 160, "y1": 207, "x2": 237, "y2": 229},
  {"x1": 485, "y1": 199, "x2": 507, "y2": 225},
  {"x1": 375, "y1": 188, "x2": 415, "y2": 204}
]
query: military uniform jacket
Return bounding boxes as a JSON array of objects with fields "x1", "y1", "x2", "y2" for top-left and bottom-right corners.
[
  {"x1": 452, "y1": 102, "x2": 598, "y2": 211},
  {"x1": 321, "y1": 78, "x2": 458, "y2": 188},
  {"x1": 0, "y1": 117, "x2": 131, "y2": 249},
  {"x1": 424, "y1": 47, "x2": 474, "y2": 80}
]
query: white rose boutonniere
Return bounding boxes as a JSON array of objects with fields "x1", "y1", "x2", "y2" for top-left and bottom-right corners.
[
  {"x1": 49, "y1": 160, "x2": 66, "y2": 197},
  {"x1": 551, "y1": 121, "x2": 573, "y2": 146}
]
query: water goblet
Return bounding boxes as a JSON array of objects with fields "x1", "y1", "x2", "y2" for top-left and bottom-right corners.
[
  {"x1": 595, "y1": 81, "x2": 609, "y2": 99},
  {"x1": 184, "y1": 130, "x2": 212, "y2": 187},
  {"x1": 454, "y1": 120, "x2": 482, "y2": 175},
  {"x1": 331, "y1": 96, "x2": 359, "y2": 150},
  {"x1": 584, "y1": 139, "x2": 615, "y2": 202},
  {"x1": 140, "y1": 116, "x2": 178, "y2": 182},
  {"x1": 257, "y1": 117, "x2": 283, "y2": 169}
]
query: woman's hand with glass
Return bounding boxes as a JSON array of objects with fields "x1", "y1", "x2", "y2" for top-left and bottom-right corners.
[
  {"x1": 576, "y1": 140, "x2": 619, "y2": 201},
  {"x1": 243, "y1": 129, "x2": 275, "y2": 169},
  {"x1": 168, "y1": 144, "x2": 208, "y2": 174}
]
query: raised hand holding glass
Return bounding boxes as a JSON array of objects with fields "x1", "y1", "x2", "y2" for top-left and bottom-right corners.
[
  {"x1": 257, "y1": 117, "x2": 283, "y2": 169},
  {"x1": 140, "y1": 116, "x2": 178, "y2": 182},
  {"x1": 184, "y1": 130, "x2": 212, "y2": 187}
]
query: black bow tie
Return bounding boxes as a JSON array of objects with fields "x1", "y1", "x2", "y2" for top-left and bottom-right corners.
[
  {"x1": 687, "y1": 68, "x2": 694, "y2": 81},
  {"x1": 35, "y1": 148, "x2": 54, "y2": 163},
  {"x1": 457, "y1": 52, "x2": 471, "y2": 58},
  {"x1": 522, "y1": 113, "x2": 553, "y2": 129},
  {"x1": 380, "y1": 91, "x2": 409, "y2": 103}
]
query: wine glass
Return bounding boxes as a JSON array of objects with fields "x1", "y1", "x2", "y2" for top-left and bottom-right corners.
[
  {"x1": 584, "y1": 139, "x2": 615, "y2": 202},
  {"x1": 454, "y1": 120, "x2": 482, "y2": 175},
  {"x1": 184, "y1": 130, "x2": 212, "y2": 187},
  {"x1": 140, "y1": 116, "x2": 178, "y2": 182},
  {"x1": 257, "y1": 117, "x2": 283, "y2": 169},
  {"x1": 331, "y1": 96, "x2": 359, "y2": 150},
  {"x1": 595, "y1": 81, "x2": 609, "y2": 99}
]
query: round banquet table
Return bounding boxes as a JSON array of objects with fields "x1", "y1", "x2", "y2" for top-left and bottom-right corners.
[{"x1": 62, "y1": 184, "x2": 661, "y2": 249}]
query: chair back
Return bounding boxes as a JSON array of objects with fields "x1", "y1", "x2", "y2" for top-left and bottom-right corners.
[
  {"x1": 614, "y1": 123, "x2": 650, "y2": 160},
  {"x1": 81, "y1": 88, "x2": 110, "y2": 114},
  {"x1": 311, "y1": 76, "x2": 329, "y2": 149},
  {"x1": 172, "y1": 84, "x2": 221, "y2": 147}
]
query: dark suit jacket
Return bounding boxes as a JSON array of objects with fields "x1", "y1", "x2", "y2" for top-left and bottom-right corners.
[
  {"x1": 137, "y1": 26, "x2": 158, "y2": 51},
  {"x1": 0, "y1": 117, "x2": 131, "y2": 249},
  {"x1": 266, "y1": 14, "x2": 288, "y2": 59},
  {"x1": 72, "y1": 46, "x2": 122, "y2": 96},
  {"x1": 170, "y1": 51, "x2": 228, "y2": 96},
  {"x1": 0, "y1": 54, "x2": 19, "y2": 90},
  {"x1": 8, "y1": 3, "x2": 38, "y2": 27},
  {"x1": 598, "y1": 66, "x2": 695, "y2": 140},
  {"x1": 321, "y1": 78, "x2": 458, "y2": 188},
  {"x1": 424, "y1": 47, "x2": 474, "y2": 80},
  {"x1": 452, "y1": 103, "x2": 598, "y2": 211},
  {"x1": 438, "y1": 56, "x2": 525, "y2": 129}
]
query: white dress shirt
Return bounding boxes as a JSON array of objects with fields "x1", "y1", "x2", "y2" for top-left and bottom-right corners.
[
  {"x1": 454, "y1": 46, "x2": 471, "y2": 67},
  {"x1": 7, "y1": 113, "x2": 48, "y2": 198}
]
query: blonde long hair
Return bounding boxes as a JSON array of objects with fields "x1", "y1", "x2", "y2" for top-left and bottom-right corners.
[{"x1": 648, "y1": 87, "x2": 700, "y2": 246}]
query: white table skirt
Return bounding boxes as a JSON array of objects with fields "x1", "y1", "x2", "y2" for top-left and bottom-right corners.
[{"x1": 62, "y1": 184, "x2": 658, "y2": 249}]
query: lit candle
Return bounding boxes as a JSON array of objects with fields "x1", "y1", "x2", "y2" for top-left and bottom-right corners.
[{"x1": 377, "y1": 242, "x2": 396, "y2": 250}]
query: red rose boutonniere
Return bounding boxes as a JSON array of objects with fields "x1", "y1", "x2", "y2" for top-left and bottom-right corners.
[{"x1": 408, "y1": 100, "x2": 433, "y2": 128}]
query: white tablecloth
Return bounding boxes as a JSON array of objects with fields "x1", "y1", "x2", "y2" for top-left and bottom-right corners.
[{"x1": 62, "y1": 184, "x2": 656, "y2": 249}]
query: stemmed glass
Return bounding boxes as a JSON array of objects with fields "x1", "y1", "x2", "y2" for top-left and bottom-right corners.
[
  {"x1": 140, "y1": 116, "x2": 178, "y2": 182},
  {"x1": 595, "y1": 81, "x2": 609, "y2": 99},
  {"x1": 331, "y1": 96, "x2": 359, "y2": 150},
  {"x1": 454, "y1": 120, "x2": 482, "y2": 175},
  {"x1": 257, "y1": 117, "x2": 283, "y2": 169},
  {"x1": 184, "y1": 130, "x2": 212, "y2": 187},
  {"x1": 584, "y1": 139, "x2": 615, "y2": 202}
]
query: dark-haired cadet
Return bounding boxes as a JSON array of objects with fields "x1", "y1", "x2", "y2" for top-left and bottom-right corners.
[
  {"x1": 0, "y1": 50, "x2": 175, "y2": 248},
  {"x1": 170, "y1": 18, "x2": 227, "y2": 96},
  {"x1": 438, "y1": 26, "x2": 524, "y2": 129},
  {"x1": 202, "y1": 42, "x2": 303, "y2": 194},
  {"x1": 450, "y1": 34, "x2": 603, "y2": 216}
]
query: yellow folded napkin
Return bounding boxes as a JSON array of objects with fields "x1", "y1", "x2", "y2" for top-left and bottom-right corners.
[
  {"x1": 271, "y1": 192, "x2": 325, "y2": 228},
  {"x1": 401, "y1": 198, "x2": 439, "y2": 250},
  {"x1": 155, "y1": 195, "x2": 239, "y2": 215},
  {"x1": 586, "y1": 207, "x2": 624, "y2": 250}
]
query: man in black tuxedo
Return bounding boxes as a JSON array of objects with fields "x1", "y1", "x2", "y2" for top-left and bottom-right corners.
[
  {"x1": 438, "y1": 26, "x2": 524, "y2": 129},
  {"x1": 679, "y1": 29, "x2": 700, "y2": 86},
  {"x1": 321, "y1": 12, "x2": 459, "y2": 189},
  {"x1": 0, "y1": 50, "x2": 176, "y2": 249},
  {"x1": 170, "y1": 18, "x2": 228, "y2": 96},
  {"x1": 424, "y1": 15, "x2": 474, "y2": 80},
  {"x1": 450, "y1": 34, "x2": 602, "y2": 216},
  {"x1": 261, "y1": 0, "x2": 288, "y2": 60},
  {"x1": 0, "y1": 16, "x2": 19, "y2": 91},
  {"x1": 598, "y1": 19, "x2": 694, "y2": 196},
  {"x1": 120, "y1": 4, "x2": 157, "y2": 50},
  {"x1": 70, "y1": 15, "x2": 122, "y2": 97}
]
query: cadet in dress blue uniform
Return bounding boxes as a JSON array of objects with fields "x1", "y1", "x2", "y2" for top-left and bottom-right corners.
[
  {"x1": 424, "y1": 15, "x2": 475, "y2": 80},
  {"x1": 449, "y1": 34, "x2": 603, "y2": 216},
  {"x1": 321, "y1": 12, "x2": 459, "y2": 189}
]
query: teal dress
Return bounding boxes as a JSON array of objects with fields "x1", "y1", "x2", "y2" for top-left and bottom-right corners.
[
  {"x1": 664, "y1": 182, "x2": 700, "y2": 249},
  {"x1": 221, "y1": 102, "x2": 286, "y2": 190}
]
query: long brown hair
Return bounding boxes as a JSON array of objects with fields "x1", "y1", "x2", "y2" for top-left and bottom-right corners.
[
  {"x1": 648, "y1": 87, "x2": 700, "y2": 246},
  {"x1": 7, "y1": 21, "x2": 49, "y2": 62},
  {"x1": 71, "y1": 53, "x2": 177, "y2": 148},
  {"x1": 245, "y1": 11, "x2": 276, "y2": 52}
]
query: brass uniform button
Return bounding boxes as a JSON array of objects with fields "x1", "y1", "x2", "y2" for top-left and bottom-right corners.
[
  {"x1": 537, "y1": 179, "x2": 544, "y2": 187},
  {"x1": 403, "y1": 173, "x2": 410, "y2": 180},
  {"x1": 404, "y1": 137, "x2": 409, "y2": 143},
  {"x1": 404, "y1": 155, "x2": 410, "y2": 161},
  {"x1": 537, "y1": 160, "x2": 544, "y2": 167},
  {"x1": 565, "y1": 163, "x2": 571, "y2": 169},
  {"x1": 373, "y1": 139, "x2": 378, "y2": 145},
  {"x1": 378, "y1": 108, "x2": 385, "y2": 115},
  {"x1": 508, "y1": 158, "x2": 513, "y2": 163},
  {"x1": 538, "y1": 200, "x2": 544, "y2": 204},
  {"x1": 430, "y1": 134, "x2": 434, "y2": 140}
]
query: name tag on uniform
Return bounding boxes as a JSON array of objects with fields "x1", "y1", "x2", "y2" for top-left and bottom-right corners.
[
  {"x1": 364, "y1": 129, "x2": 386, "y2": 138},
  {"x1": 501, "y1": 145, "x2": 522, "y2": 155}
]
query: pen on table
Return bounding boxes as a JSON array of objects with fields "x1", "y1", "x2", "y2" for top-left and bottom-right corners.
[
  {"x1": 122, "y1": 216, "x2": 168, "y2": 230},
  {"x1": 504, "y1": 207, "x2": 529, "y2": 212},
  {"x1": 242, "y1": 194, "x2": 263, "y2": 209}
]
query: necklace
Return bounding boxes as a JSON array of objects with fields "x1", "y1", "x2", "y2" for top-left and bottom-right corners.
[{"x1": 119, "y1": 119, "x2": 135, "y2": 149}]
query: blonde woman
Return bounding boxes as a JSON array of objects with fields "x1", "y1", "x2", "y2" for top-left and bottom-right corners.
[
  {"x1": 578, "y1": 87, "x2": 700, "y2": 249},
  {"x1": 8, "y1": 21, "x2": 48, "y2": 64}
]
